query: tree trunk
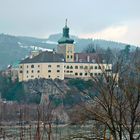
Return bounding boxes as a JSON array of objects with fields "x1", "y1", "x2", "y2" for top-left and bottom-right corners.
[{"x1": 48, "y1": 123, "x2": 52, "y2": 140}]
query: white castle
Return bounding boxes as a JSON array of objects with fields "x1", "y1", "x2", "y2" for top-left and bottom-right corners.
[{"x1": 18, "y1": 20, "x2": 112, "y2": 82}]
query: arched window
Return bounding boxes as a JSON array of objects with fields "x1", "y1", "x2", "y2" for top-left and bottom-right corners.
[
  {"x1": 70, "y1": 66, "x2": 73, "y2": 69},
  {"x1": 75, "y1": 66, "x2": 78, "y2": 69},
  {"x1": 80, "y1": 73, "x2": 83, "y2": 76},
  {"x1": 85, "y1": 66, "x2": 88, "y2": 69}
]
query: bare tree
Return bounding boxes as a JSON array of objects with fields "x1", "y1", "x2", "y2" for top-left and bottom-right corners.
[
  {"x1": 73, "y1": 49, "x2": 140, "y2": 140},
  {"x1": 83, "y1": 43, "x2": 96, "y2": 53}
]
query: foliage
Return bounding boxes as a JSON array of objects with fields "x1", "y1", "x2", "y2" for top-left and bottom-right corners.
[
  {"x1": 0, "y1": 73, "x2": 41, "y2": 104},
  {"x1": 83, "y1": 43, "x2": 96, "y2": 53},
  {"x1": 49, "y1": 95, "x2": 63, "y2": 107},
  {"x1": 68, "y1": 78, "x2": 93, "y2": 91}
]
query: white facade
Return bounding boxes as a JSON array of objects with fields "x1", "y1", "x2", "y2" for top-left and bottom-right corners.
[{"x1": 18, "y1": 61, "x2": 112, "y2": 82}]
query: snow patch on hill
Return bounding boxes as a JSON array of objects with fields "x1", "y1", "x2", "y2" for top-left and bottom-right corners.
[
  {"x1": 42, "y1": 40, "x2": 57, "y2": 45},
  {"x1": 19, "y1": 43, "x2": 53, "y2": 52}
]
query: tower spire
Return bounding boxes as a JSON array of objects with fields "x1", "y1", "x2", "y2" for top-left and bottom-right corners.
[
  {"x1": 65, "y1": 18, "x2": 67, "y2": 27},
  {"x1": 58, "y1": 19, "x2": 74, "y2": 44}
]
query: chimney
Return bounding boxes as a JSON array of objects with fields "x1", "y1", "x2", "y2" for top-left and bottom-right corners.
[
  {"x1": 87, "y1": 55, "x2": 90, "y2": 62},
  {"x1": 53, "y1": 48, "x2": 56, "y2": 54},
  {"x1": 92, "y1": 59, "x2": 95, "y2": 63},
  {"x1": 76, "y1": 54, "x2": 79, "y2": 62}
]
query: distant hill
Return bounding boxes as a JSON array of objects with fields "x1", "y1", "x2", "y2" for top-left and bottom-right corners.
[
  {"x1": 47, "y1": 33, "x2": 138, "y2": 52},
  {"x1": 0, "y1": 33, "x2": 138, "y2": 69}
]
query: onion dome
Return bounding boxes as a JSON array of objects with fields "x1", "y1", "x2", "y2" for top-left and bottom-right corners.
[{"x1": 58, "y1": 19, "x2": 74, "y2": 44}]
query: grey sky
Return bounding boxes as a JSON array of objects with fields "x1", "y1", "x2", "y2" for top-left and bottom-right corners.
[{"x1": 0, "y1": 0, "x2": 140, "y2": 45}]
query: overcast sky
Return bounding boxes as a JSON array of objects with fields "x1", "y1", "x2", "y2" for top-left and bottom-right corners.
[{"x1": 0, "y1": 0, "x2": 140, "y2": 46}]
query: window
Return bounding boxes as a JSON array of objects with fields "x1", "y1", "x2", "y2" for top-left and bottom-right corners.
[
  {"x1": 66, "y1": 66, "x2": 69, "y2": 69},
  {"x1": 71, "y1": 55, "x2": 73, "y2": 59},
  {"x1": 27, "y1": 65, "x2": 28, "y2": 68},
  {"x1": 48, "y1": 65, "x2": 51, "y2": 68},
  {"x1": 38, "y1": 65, "x2": 40, "y2": 68},
  {"x1": 20, "y1": 70, "x2": 23, "y2": 73},
  {"x1": 67, "y1": 70, "x2": 69, "y2": 73},
  {"x1": 31, "y1": 65, "x2": 34, "y2": 68},
  {"x1": 57, "y1": 65, "x2": 60, "y2": 68},
  {"x1": 85, "y1": 66, "x2": 88, "y2": 69},
  {"x1": 37, "y1": 70, "x2": 40, "y2": 73},
  {"x1": 90, "y1": 66, "x2": 93, "y2": 69},
  {"x1": 67, "y1": 55, "x2": 69, "y2": 58},
  {"x1": 75, "y1": 73, "x2": 78, "y2": 76},
  {"x1": 98, "y1": 66, "x2": 101, "y2": 69},
  {"x1": 90, "y1": 73, "x2": 93, "y2": 76},
  {"x1": 75, "y1": 66, "x2": 78, "y2": 69},
  {"x1": 70, "y1": 66, "x2": 73, "y2": 69},
  {"x1": 27, "y1": 76, "x2": 28, "y2": 78},
  {"x1": 95, "y1": 66, "x2": 97, "y2": 69},
  {"x1": 20, "y1": 66, "x2": 22, "y2": 68},
  {"x1": 48, "y1": 70, "x2": 51, "y2": 73},
  {"x1": 31, "y1": 70, "x2": 34, "y2": 73},
  {"x1": 80, "y1": 73, "x2": 83, "y2": 76},
  {"x1": 70, "y1": 71, "x2": 73, "y2": 73},
  {"x1": 31, "y1": 75, "x2": 34, "y2": 78},
  {"x1": 85, "y1": 73, "x2": 87, "y2": 76},
  {"x1": 27, "y1": 70, "x2": 29, "y2": 73},
  {"x1": 80, "y1": 66, "x2": 83, "y2": 69},
  {"x1": 57, "y1": 70, "x2": 60, "y2": 72},
  {"x1": 48, "y1": 75, "x2": 51, "y2": 78},
  {"x1": 94, "y1": 73, "x2": 97, "y2": 76}
]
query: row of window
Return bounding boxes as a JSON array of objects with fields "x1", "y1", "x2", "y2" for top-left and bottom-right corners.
[
  {"x1": 28, "y1": 70, "x2": 40, "y2": 73},
  {"x1": 20, "y1": 69, "x2": 61, "y2": 74},
  {"x1": 48, "y1": 70, "x2": 60, "y2": 73},
  {"x1": 20, "y1": 65, "x2": 40, "y2": 69},
  {"x1": 20, "y1": 65, "x2": 61, "y2": 72},
  {"x1": 48, "y1": 75, "x2": 60, "y2": 78},
  {"x1": 20, "y1": 64, "x2": 106, "y2": 70},
  {"x1": 67, "y1": 50, "x2": 73, "y2": 53},
  {"x1": 74, "y1": 72, "x2": 101, "y2": 76},
  {"x1": 25, "y1": 73, "x2": 100, "y2": 79},
  {"x1": 65, "y1": 65, "x2": 101, "y2": 69},
  {"x1": 20, "y1": 68, "x2": 103, "y2": 74},
  {"x1": 67, "y1": 55, "x2": 73, "y2": 59},
  {"x1": 26, "y1": 75, "x2": 60, "y2": 79},
  {"x1": 65, "y1": 70, "x2": 73, "y2": 73},
  {"x1": 20, "y1": 70, "x2": 40, "y2": 74},
  {"x1": 48, "y1": 65, "x2": 60, "y2": 68},
  {"x1": 20, "y1": 65, "x2": 61, "y2": 69},
  {"x1": 27, "y1": 75, "x2": 40, "y2": 78}
]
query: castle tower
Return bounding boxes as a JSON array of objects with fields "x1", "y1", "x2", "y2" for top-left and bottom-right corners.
[{"x1": 57, "y1": 19, "x2": 75, "y2": 62}]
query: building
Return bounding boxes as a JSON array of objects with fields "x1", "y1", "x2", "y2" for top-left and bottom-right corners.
[{"x1": 18, "y1": 21, "x2": 112, "y2": 82}]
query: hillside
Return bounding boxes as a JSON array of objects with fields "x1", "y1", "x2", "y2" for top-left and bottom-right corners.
[{"x1": 0, "y1": 33, "x2": 138, "y2": 69}]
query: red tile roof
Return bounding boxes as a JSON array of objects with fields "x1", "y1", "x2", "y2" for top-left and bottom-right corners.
[{"x1": 74, "y1": 53, "x2": 104, "y2": 63}]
